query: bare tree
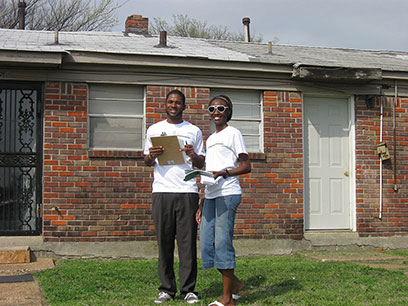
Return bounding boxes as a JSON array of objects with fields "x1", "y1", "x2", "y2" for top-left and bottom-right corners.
[
  {"x1": 0, "y1": 0, "x2": 125, "y2": 31},
  {"x1": 150, "y1": 14, "x2": 263, "y2": 42}
]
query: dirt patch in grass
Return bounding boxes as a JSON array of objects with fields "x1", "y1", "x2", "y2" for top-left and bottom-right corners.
[
  {"x1": 298, "y1": 250, "x2": 406, "y2": 262},
  {"x1": 297, "y1": 250, "x2": 408, "y2": 275}
]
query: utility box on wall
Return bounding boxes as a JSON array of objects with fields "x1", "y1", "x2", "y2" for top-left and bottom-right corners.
[{"x1": 376, "y1": 142, "x2": 391, "y2": 161}]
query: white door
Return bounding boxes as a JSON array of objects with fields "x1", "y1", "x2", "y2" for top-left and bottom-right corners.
[{"x1": 304, "y1": 97, "x2": 351, "y2": 230}]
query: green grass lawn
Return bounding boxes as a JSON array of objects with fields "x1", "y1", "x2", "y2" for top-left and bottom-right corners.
[{"x1": 36, "y1": 252, "x2": 408, "y2": 306}]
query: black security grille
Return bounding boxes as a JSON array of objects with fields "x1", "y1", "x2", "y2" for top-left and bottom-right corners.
[{"x1": 0, "y1": 83, "x2": 42, "y2": 235}]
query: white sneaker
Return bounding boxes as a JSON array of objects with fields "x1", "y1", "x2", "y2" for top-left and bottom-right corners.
[
  {"x1": 184, "y1": 292, "x2": 200, "y2": 304},
  {"x1": 154, "y1": 291, "x2": 173, "y2": 304}
]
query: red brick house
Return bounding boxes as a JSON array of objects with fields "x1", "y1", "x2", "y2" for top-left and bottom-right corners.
[{"x1": 0, "y1": 16, "x2": 407, "y2": 257}]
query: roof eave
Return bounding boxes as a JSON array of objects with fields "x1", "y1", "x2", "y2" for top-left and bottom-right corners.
[
  {"x1": 292, "y1": 65, "x2": 383, "y2": 82},
  {"x1": 0, "y1": 50, "x2": 63, "y2": 65},
  {"x1": 64, "y1": 50, "x2": 293, "y2": 74}
]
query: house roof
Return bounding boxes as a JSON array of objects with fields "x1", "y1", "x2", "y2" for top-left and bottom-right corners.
[
  {"x1": 212, "y1": 41, "x2": 408, "y2": 72},
  {"x1": 1, "y1": 28, "x2": 407, "y2": 74}
]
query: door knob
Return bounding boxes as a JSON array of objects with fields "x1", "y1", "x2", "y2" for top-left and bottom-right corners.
[{"x1": 344, "y1": 171, "x2": 349, "y2": 177}]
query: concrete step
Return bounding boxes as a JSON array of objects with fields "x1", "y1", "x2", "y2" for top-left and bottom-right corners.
[
  {"x1": 0, "y1": 258, "x2": 55, "y2": 276},
  {"x1": 0, "y1": 246, "x2": 30, "y2": 264}
]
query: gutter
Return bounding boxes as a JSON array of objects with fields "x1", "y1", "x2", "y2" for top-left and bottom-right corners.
[
  {"x1": 292, "y1": 65, "x2": 382, "y2": 81},
  {"x1": 63, "y1": 51, "x2": 294, "y2": 74},
  {"x1": 0, "y1": 50, "x2": 63, "y2": 65}
]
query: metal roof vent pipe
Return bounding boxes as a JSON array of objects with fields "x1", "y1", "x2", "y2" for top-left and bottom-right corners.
[
  {"x1": 159, "y1": 31, "x2": 167, "y2": 47},
  {"x1": 268, "y1": 41, "x2": 273, "y2": 54},
  {"x1": 242, "y1": 17, "x2": 251, "y2": 42},
  {"x1": 54, "y1": 30, "x2": 59, "y2": 44},
  {"x1": 18, "y1": 1, "x2": 26, "y2": 30}
]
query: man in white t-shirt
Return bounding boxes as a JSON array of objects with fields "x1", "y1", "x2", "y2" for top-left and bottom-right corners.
[{"x1": 144, "y1": 89, "x2": 205, "y2": 304}]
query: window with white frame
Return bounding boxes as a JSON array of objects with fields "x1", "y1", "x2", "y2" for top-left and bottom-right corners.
[
  {"x1": 210, "y1": 89, "x2": 263, "y2": 152},
  {"x1": 88, "y1": 84, "x2": 144, "y2": 150}
]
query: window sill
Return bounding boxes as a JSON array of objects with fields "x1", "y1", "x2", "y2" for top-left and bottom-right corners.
[
  {"x1": 87, "y1": 150, "x2": 265, "y2": 161},
  {"x1": 88, "y1": 150, "x2": 144, "y2": 159}
]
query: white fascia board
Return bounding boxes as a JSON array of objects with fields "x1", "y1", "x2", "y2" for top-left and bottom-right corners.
[
  {"x1": 65, "y1": 51, "x2": 293, "y2": 75},
  {"x1": 0, "y1": 50, "x2": 62, "y2": 65}
]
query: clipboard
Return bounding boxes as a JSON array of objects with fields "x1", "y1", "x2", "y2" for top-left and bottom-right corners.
[{"x1": 151, "y1": 135, "x2": 186, "y2": 165}]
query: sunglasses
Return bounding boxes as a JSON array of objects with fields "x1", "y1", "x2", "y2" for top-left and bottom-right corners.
[{"x1": 208, "y1": 105, "x2": 229, "y2": 113}]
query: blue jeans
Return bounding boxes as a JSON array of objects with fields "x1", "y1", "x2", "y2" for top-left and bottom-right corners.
[{"x1": 200, "y1": 195, "x2": 241, "y2": 270}]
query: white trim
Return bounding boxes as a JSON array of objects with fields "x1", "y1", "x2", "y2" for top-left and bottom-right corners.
[
  {"x1": 91, "y1": 97, "x2": 144, "y2": 102},
  {"x1": 88, "y1": 114, "x2": 144, "y2": 118},
  {"x1": 231, "y1": 117, "x2": 261, "y2": 122},
  {"x1": 142, "y1": 87, "x2": 147, "y2": 152},
  {"x1": 86, "y1": 83, "x2": 145, "y2": 151},
  {"x1": 86, "y1": 83, "x2": 90, "y2": 149},
  {"x1": 349, "y1": 96, "x2": 357, "y2": 231},
  {"x1": 88, "y1": 147, "x2": 142, "y2": 152},
  {"x1": 301, "y1": 92, "x2": 306, "y2": 231},
  {"x1": 302, "y1": 93, "x2": 355, "y2": 232},
  {"x1": 260, "y1": 92, "x2": 265, "y2": 153}
]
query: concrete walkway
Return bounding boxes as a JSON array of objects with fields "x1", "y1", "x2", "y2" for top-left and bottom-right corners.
[{"x1": 0, "y1": 258, "x2": 54, "y2": 306}]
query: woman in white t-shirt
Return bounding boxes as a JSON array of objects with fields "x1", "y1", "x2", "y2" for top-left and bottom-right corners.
[{"x1": 196, "y1": 95, "x2": 251, "y2": 306}]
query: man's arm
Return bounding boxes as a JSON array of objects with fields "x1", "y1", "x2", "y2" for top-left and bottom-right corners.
[
  {"x1": 184, "y1": 129, "x2": 205, "y2": 169},
  {"x1": 191, "y1": 153, "x2": 205, "y2": 169},
  {"x1": 144, "y1": 153, "x2": 155, "y2": 166},
  {"x1": 181, "y1": 144, "x2": 205, "y2": 169},
  {"x1": 144, "y1": 146, "x2": 164, "y2": 167}
]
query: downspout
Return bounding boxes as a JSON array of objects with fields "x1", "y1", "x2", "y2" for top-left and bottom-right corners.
[
  {"x1": 379, "y1": 94, "x2": 383, "y2": 220},
  {"x1": 393, "y1": 82, "x2": 398, "y2": 192}
]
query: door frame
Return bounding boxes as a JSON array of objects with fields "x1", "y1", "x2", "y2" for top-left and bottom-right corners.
[{"x1": 302, "y1": 93, "x2": 356, "y2": 232}]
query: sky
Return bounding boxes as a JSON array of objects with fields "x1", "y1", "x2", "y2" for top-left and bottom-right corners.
[{"x1": 111, "y1": 0, "x2": 408, "y2": 52}]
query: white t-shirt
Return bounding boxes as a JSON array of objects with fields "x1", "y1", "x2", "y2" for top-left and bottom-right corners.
[
  {"x1": 205, "y1": 126, "x2": 248, "y2": 199},
  {"x1": 144, "y1": 120, "x2": 205, "y2": 193}
]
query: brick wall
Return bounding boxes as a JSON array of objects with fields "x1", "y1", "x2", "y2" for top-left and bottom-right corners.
[
  {"x1": 43, "y1": 82, "x2": 147, "y2": 242},
  {"x1": 355, "y1": 96, "x2": 408, "y2": 237},
  {"x1": 42, "y1": 82, "x2": 407, "y2": 242},
  {"x1": 42, "y1": 84, "x2": 212, "y2": 242},
  {"x1": 240, "y1": 91, "x2": 304, "y2": 240}
]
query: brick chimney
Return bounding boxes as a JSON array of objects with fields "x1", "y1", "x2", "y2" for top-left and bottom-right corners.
[{"x1": 125, "y1": 15, "x2": 149, "y2": 35}]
